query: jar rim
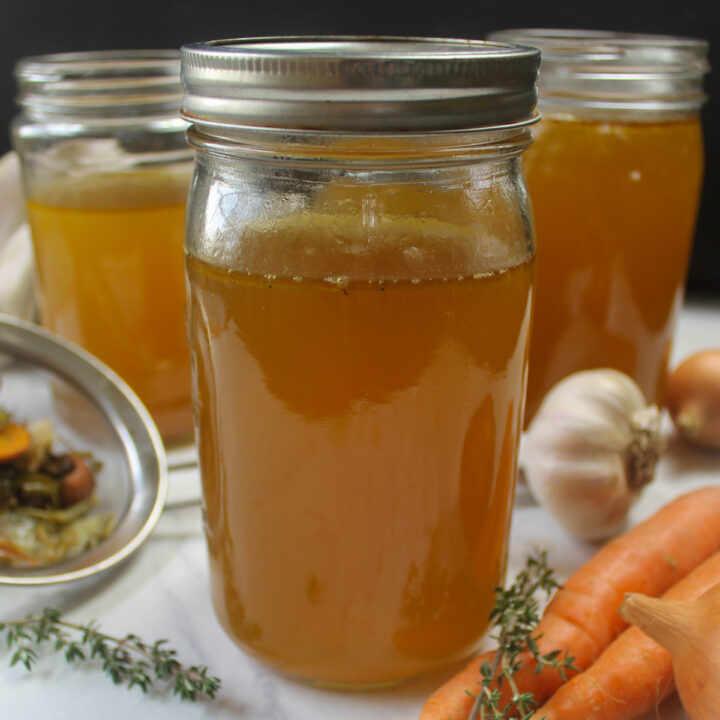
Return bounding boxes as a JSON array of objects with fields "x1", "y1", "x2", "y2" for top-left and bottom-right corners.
[
  {"x1": 184, "y1": 121, "x2": 537, "y2": 174},
  {"x1": 488, "y1": 29, "x2": 709, "y2": 113},
  {"x1": 488, "y1": 29, "x2": 708, "y2": 58},
  {"x1": 15, "y1": 49, "x2": 183, "y2": 118},
  {"x1": 180, "y1": 35, "x2": 540, "y2": 133}
]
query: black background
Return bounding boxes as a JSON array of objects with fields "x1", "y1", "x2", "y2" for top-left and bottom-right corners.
[{"x1": 2, "y1": 0, "x2": 718, "y2": 295}]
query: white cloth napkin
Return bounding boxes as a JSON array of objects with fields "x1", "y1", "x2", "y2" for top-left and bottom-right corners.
[{"x1": 0, "y1": 151, "x2": 35, "y2": 322}]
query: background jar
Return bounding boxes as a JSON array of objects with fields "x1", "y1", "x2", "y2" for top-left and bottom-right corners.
[
  {"x1": 11, "y1": 51, "x2": 194, "y2": 444},
  {"x1": 490, "y1": 30, "x2": 709, "y2": 426},
  {"x1": 181, "y1": 37, "x2": 538, "y2": 687}
]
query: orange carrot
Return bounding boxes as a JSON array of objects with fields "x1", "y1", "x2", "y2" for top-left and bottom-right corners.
[
  {"x1": 532, "y1": 549, "x2": 720, "y2": 720},
  {"x1": 420, "y1": 486, "x2": 720, "y2": 720},
  {"x1": 0, "y1": 423, "x2": 31, "y2": 463}
]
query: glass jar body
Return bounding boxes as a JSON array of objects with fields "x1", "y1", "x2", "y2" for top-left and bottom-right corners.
[
  {"x1": 522, "y1": 107, "x2": 704, "y2": 424},
  {"x1": 12, "y1": 112, "x2": 194, "y2": 443},
  {"x1": 185, "y1": 128, "x2": 535, "y2": 686}
]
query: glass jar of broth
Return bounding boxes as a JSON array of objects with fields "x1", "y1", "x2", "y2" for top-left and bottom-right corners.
[
  {"x1": 181, "y1": 36, "x2": 539, "y2": 687},
  {"x1": 489, "y1": 30, "x2": 709, "y2": 425},
  {"x1": 12, "y1": 50, "x2": 194, "y2": 443}
]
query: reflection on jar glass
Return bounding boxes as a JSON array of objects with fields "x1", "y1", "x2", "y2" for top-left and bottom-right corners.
[
  {"x1": 12, "y1": 51, "x2": 194, "y2": 444},
  {"x1": 490, "y1": 30, "x2": 709, "y2": 425},
  {"x1": 181, "y1": 37, "x2": 539, "y2": 687}
]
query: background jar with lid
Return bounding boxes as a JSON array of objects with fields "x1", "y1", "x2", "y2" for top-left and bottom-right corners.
[
  {"x1": 489, "y1": 30, "x2": 709, "y2": 425},
  {"x1": 11, "y1": 51, "x2": 194, "y2": 444},
  {"x1": 181, "y1": 37, "x2": 539, "y2": 687}
]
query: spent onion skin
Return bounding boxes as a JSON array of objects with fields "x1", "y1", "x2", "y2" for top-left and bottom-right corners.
[
  {"x1": 619, "y1": 584, "x2": 720, "y2": 720},
  {"x1": 666, "y1": 349, "x2": 720, "y2": 451},
  {"x1": 521, "y1": 369, "x2": 663, "y2": 541}
]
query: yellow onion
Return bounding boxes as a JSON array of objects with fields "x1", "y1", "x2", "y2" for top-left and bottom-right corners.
[
  {"x1": 620, "y1": 583, "x2": 720, "y2": 720},
  {"x1": 666, "y1": 349, "x2": 720, "y2": 450}
]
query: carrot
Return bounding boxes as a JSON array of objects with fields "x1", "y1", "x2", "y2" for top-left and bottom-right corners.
[
  {"x1": 0, "y1": 423, "x2": 30, "y2": 463},
  {"x1": 0, "y1": 423, "x2": 31, "y2": 463},
  {"x1": 420, "y1": 486, "x2": 720, "y2": 720},
  {"x1": 532, "y1": 549, "x2": 720, "y2": 720},
  {"x1": 0, "y1": 539, "x2": 39, "y2": 565}
]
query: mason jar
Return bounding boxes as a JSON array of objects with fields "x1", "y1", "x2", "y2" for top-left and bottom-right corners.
[
  {"x1": 181, "y1": 36, "x2": 539, "y2": 687},
  {"x1": 12, "y1": 50, "x2": 194, "y2": 443},
  {"x1": 489, "y1": 30, "x2": 709, "y2": 425}
]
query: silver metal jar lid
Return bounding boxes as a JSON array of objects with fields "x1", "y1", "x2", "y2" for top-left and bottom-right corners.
[
  {"x1": 180, "y1": 36, "x2": 540, "y2": 132},
  {"x1": 15, "y1": 50, "x2": 183, "y2": 118},
  {"x1": 488, "y1": 29, "x2": 709, "y2": 113}
]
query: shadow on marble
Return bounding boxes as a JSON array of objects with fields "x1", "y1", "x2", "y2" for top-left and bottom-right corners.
[
  {"x1": 660, "y1": 431, "x2": 720, "y2": 477},
  {"x1": 0, "y1": 556, "x2": 135, "y2": 619}
]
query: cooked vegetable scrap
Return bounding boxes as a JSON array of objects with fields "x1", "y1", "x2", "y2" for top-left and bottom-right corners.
[
  {"x1": 420, "y1": 486, "x2": 720, "y2": 720},
  {"x1": 0, "y1": 422, "x2": 31, "y2": 463},
  {"x1": 666, "y1": 349, "x2": 720, "y2": 450},
  {"x1": 0, "y1": 411, "x2": 114, "y2": 567},
  {"x1": 536, "y1": 552, "x2": 720, "y2": 720}
]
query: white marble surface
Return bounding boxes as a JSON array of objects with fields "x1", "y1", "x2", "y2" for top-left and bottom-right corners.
[{"x1": 1, "y1": 297, "x2": 719, "y2": 720}]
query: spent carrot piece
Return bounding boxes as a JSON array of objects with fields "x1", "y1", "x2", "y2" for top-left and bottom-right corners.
[
  {"x1": 58, "y1": 454, "x2": 96, "y2": 507},
  {"x1": 0, "y1": 539, "x2": 39, "y2": 566},
  {"x1": 532, "y1": 549, "x2": 720, "y2": 720},
  {"x1": 420, "y1": 486, "x2": 720, "y2": 720},
  {"x1": 0, "y1": 423, "x2": 31, "y2": 463}
]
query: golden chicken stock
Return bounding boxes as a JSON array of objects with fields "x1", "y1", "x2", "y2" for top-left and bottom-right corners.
[
  {"x1": 27, "y1": 172, "x2": 192, "y2": 442},
  {"x1": 523, "y1": 116, "x2": 703, "y2": 424},
  {"x1": 187, "y1": 210, "x2": 534, "y2": 686}
]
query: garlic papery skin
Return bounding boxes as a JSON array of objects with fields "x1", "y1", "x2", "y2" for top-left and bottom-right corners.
[
  {"x1": 521, "y1": 368, "x2": 663, "y2": 540},
  {"x1": 619, "y1": 585, "x2": 720, "y2": 720}
]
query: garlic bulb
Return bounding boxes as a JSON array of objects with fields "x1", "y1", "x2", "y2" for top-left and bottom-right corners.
[
  {"x1": 619, "y1": 584, "x2": 720, "y2": 720},
  {"x1": 521, "y1": 368, "x2": 663, "y2": 541}
]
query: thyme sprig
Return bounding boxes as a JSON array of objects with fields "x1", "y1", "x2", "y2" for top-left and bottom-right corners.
[
  {"x1": 0, "y1": 607, "x2": 220, "y2": 702},
  {"x1": 468, "y1": 550, "x2": 577, "y2": 720}
]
